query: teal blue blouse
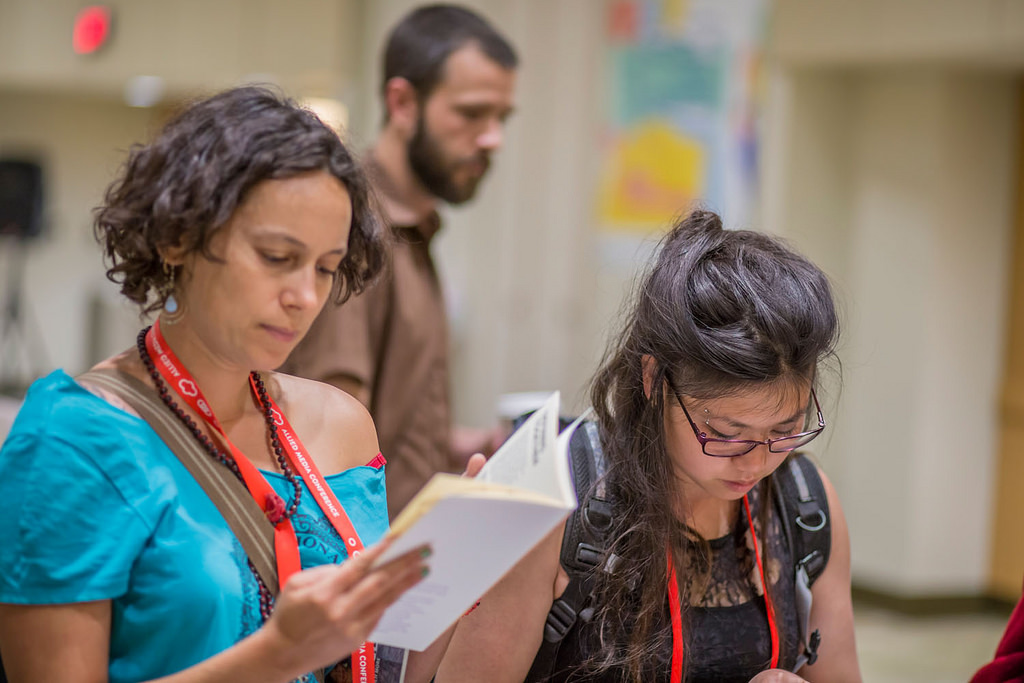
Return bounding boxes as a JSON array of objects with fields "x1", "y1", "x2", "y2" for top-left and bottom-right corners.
[{"x1": 0, "y1": 370, "x2": 389, "y2": 683}]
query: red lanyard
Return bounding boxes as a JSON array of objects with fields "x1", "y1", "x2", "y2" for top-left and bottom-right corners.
[
  {"x1": 666, "y1": 548, "x2": 684, "y2": 682},
  {"x1": 146, "y1": 321, "x2": 376, "y2": 681},
  {"x1": 666, "y1": 493, "x2": 779, "y2": 680},
  {"x1": 255, "y1": 379, "x2": 370, "y2": 557}
]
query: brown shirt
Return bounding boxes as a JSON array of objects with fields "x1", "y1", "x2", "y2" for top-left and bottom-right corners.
[{"x1": 283, "y1": 214, "x2": 453, "y2": 519}]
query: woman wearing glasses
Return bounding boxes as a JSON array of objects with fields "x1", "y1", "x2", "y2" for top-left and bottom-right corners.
[{"x1": 437, "y1": 210, "x2": 860, "y2": 682}]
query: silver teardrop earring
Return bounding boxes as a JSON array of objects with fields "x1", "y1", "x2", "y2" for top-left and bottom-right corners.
[{"x1": 161, "y1": 262, "x2": 185, "y2": 324}]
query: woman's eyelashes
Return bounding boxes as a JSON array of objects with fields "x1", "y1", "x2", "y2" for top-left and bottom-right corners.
[
  {"x1": 773, "y1": 418, "x2": 804, "y2": 437},
  {"x1": 259, "y1": 251, "x2": 291, "y2": 266},
  {"x1": 319, "y1": 256, "x2": 344, "y2": 276},
  {"x1": 704, "y1": 424, "x2": 739, "y2": 440},
  {"x1": 259, "y1": 251, "x2": 341, "y2": 277},
  {"x1": 705, "y1": 421, "x2": 800, "y2": 440}
]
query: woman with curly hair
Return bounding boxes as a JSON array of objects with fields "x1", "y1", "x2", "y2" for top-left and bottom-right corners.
[
  {"x1": 0, "y1": 86, "x2": 475, "y2": 683},
  {"x1": 438, "y1": 210, "x2": 861, "y2": 683}
]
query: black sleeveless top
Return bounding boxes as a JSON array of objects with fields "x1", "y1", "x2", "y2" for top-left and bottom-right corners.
[{"x1": 545, "y1": 483, "x2": 802, "y2": 683}]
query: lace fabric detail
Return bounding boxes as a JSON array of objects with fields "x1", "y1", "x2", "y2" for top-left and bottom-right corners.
[
  {"x1": 545, "y1": 482, "x2": 802, "y2": 682},
  {"x1": 679, "y1": 485, "x2": 787, "y2": 609}
]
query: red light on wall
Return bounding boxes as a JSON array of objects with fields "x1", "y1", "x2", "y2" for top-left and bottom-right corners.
[{"x1": 72, "y1": 6, "x2": 112, "y2": 55}]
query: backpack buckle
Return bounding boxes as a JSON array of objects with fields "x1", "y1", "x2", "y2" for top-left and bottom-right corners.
[
  {"x1": 584, "y1": 498, "x2": 612, "y2": 530},
  {"x1": 543, "y1": 598, "x2": 578, "y2": 642},
  {"x1": 798, "y1": 549, "x2": 824, "y2": 578},
  {"x1": 576, "y1": 542, "x2": 602, "y2": 567},
  {"x1": 796, "y1": 509, "x2": 827, "y2": 532}
]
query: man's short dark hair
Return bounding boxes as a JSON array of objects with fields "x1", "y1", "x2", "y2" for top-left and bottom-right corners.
[{"x1": 381, "y1": 4, "x2": 518, "y2": 103}]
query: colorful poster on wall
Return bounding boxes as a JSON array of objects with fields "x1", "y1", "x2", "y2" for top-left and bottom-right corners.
[{"x1": 598, "y1": 0, "x2": 767, "y2": 233}]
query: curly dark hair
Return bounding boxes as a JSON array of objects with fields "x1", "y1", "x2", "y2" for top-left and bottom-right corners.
[
  {"x1": 585, "y1": 209, "x2": 840, "y2": 681},
  {"x1": 95, "y1": 85, "x2": 387, "y2": 313}
]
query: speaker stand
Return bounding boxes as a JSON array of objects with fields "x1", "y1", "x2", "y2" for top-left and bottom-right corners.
[{"x1": 0, "y1": 239, "x2": 49, "y2": 396}]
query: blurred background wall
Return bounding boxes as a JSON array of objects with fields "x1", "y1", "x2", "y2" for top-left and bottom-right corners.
[{"x1": 1, "y1": 0, "x2": 1023, "y2": 626}]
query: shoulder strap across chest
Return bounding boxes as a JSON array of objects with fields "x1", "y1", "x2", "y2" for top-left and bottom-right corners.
[
  {"x1": 773, "y1": 452, "x2": 832, "y2": 670},
  {"x1": 77, "y1": 368, "x2": 332, "y2": 682},
  {"x1": 78, "y1": 368, "x2": 282, "y2": 595}
]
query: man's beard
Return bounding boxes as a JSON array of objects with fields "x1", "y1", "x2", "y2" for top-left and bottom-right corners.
[{"x1": 406, "y1": 115, "x2": 489, "y2": 205}]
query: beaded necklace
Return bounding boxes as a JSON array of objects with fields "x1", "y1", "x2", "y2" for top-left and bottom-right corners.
[
  {"x1": 138, "y1": 322, "x2": 378, "y2": 682},
  {"x1": 136, "y1": 325, "x2": 300, "y2": 620}
]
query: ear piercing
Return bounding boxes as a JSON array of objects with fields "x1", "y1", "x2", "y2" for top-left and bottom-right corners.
[{"x1": 161, "y1": 262, "x2": 184, "y2": 323}]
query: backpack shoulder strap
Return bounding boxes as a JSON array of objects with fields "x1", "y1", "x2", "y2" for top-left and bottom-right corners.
[
  {"x1": 774, "y1": 452, "x2": 831, "y2": 670},
  {"x1": 777, "y1": 452, "x2": 831, "y2": 585},
  {"x1": 77, "y1": 368, "x2": 280, "y2": 595},
  {"x1": 560, "y1": 420, "x2": 612, "y2": 575},
  {"x1": 527, "y1": 420, "x2": 611, "y2": 682}
]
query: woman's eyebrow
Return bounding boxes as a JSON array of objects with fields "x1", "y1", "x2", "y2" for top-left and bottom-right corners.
[
  {"x1": 253, "y1": 229, "x2": 307, "y2": 248},
  {"x1": 255, "y1": 230, "x2": 346, "y2": 255},
  {"x1": 714, "y1": 409, "x2": 804, "y2": 430}
]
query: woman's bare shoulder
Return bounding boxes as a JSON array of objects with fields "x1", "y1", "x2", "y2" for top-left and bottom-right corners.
[
  {"x1": 76, "y1": 349, "x2": 151, "y2": 417},
  {"x1": 269, "y1": 372, "x2": 380, "y2": 475}
]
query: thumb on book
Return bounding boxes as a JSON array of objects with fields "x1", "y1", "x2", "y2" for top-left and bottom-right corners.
[{"x1": 462, "y1": 453, "x2": 486, "y2": 478}]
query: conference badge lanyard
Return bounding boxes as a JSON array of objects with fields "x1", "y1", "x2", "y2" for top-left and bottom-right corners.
[
  {"x1": 665, "y1": 493, "x2": 779, "y2": 681},
  {"x1": 146, "y1": 321, "x2": 376, "y2": 682}
]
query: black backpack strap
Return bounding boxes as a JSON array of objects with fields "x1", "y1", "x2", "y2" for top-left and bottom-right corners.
[
  {"x1": 526, "y1": 420, "x2": 611, "y2": 682},
  {"x1": 560, "y1": 421, "x2": 612, "y2": 574},
  {"x1": 774, "y1": 453, "x2": 831, "y2": 671}
]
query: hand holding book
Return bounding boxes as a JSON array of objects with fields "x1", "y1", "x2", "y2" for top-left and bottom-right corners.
[{"x1": 369, "y1": 393, "x2": 582, "y2": 651}]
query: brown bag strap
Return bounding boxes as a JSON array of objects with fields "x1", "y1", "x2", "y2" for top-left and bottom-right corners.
[
  {"x1": 79, "y1": 368, "x2": 333, "y2": 683},
  {"x1": 77, "y1": 368, "x2": 280, "y2": 596}
]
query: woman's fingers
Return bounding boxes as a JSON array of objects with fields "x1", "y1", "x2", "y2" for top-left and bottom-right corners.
[
  {"x1": 462, "y1": 453, "x2": 486, "y2": 478},
  {"x1": 343, "y1": 534, "x2": 394, "y2": 569},
  {"x1": 329, "y1": 540, "x2": 427, "y2": 588},
  {"x1": 267, "y1": 543, "x2": 431, "y2": 667},
  {"x1": 330, "y1": 544, "x2": 430, "y2": 618},
  {"x1": 351, "y1": 553, "x2": 429, "y2": 621},
  {"x1": 303, "y1": 535, "x2": 396, "y2": 596},
  {"x1": 747, "y1": 669, "x2": 808, "y2": 683}
]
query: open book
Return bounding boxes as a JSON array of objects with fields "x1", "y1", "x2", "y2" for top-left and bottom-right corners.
[{"x1": 369, "y1": 392, "x2": 582, "y2": 651}]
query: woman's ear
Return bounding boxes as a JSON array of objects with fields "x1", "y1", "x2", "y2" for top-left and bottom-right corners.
[
  {"x1": 641, "y1": 354, "x2": 658, "y2": 400},
  {"x1": 157, "y1": 243, "x2": 187, "y2": 267}
]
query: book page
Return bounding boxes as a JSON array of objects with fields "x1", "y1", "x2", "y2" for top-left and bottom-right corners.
[
  {"x1": 475, "y1": 392, "x2": 572, "y2": 503},
  {"x1": 369, "y1": 493, "x2": 570, "y2": 651},
  {"x1": 367, "y1": 392, "x2": 589, "y2": 651}
]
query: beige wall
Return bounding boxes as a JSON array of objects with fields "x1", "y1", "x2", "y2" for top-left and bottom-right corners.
[
  {"x1": 0, "y1": 0, "x2": 361, "y2": 100},
  {"x1": 0, "y1": 91, "x2": 159, "y2": 383},
  {"x1": 772, "y1": 0, "x2": 1024, "y2": 67},
  {"x1": 0, "y1": 0, "x2": 367, "y2": 381},
  {"x1": 765, "y1": 70, "x2": 1020, "y2": 594},
  {"x1": 765, "y1": 0, "x2": 1024, "y2": 599}
]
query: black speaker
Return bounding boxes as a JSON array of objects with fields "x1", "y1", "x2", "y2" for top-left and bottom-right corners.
[{"x1": 0, "y1": 159, "x2": 44, "y2": 240}]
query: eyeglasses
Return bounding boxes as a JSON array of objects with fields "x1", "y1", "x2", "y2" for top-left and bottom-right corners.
[{"x1": 667, "y1": 376, "x2": 826, "y2": 458}]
